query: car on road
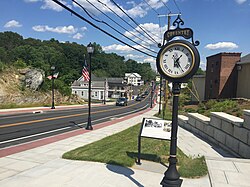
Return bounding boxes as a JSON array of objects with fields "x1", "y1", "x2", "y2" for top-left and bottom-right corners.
[
  {"x1": 116, "y1": 97, "x2": 128, "y2": 106},
  {"x1": 135, "y1": 96, "x2": 142, "y2": 101}
]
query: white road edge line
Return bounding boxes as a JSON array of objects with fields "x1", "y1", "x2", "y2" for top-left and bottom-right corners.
[{"x1": 0, "y1": 104, "x2": 149, "y2": 145}]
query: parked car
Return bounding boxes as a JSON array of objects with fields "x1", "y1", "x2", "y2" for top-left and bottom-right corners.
[
  {"x1": 135, "y1": 96, "x2": 142, "y2": 101},
  {"x1": 116, "y1": 97, "x2": 128, "y2": 106}
]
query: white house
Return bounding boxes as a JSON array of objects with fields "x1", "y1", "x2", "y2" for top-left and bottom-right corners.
[
  {"x1": 124, "y1": 73, "x2": 143, "y2": 86},
  {"x1": 71, "y1": 76, "x2": 108, "y2": 101},
  {"x1": 71, "y1": 75, "x2": 130, "y2": 101}
]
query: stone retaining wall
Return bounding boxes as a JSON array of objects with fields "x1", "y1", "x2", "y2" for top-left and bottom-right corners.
[{"x1": 178, "y1": 110, "x2": 250, "y2": 158}]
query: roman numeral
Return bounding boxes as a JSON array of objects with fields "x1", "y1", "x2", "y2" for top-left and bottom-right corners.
[{"x1": 184, "y1": 63, "x2": 190, "y2": 69}]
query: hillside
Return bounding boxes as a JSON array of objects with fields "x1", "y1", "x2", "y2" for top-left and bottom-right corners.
[{"x1": 0, "y1": 67, "x2": 82, "y2": 108}]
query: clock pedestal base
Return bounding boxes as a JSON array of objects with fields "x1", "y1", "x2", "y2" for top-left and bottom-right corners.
[
  {"x1": 160, "y1": 157, "x2": 183, "y2": 187},
  {"x1": 161, "y1": 83, "x2": 182, "y2": 187}
]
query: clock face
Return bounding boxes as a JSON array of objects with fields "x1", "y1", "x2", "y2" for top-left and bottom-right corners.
[{"x1": 157, "y1": 40, "x2": 200, "y2": 82}]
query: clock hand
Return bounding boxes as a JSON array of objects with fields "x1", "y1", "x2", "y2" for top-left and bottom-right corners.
[
  {"x1": 175, "y1": 59, "x2": 185, "y2": 73},
  {"x1": 176, "y1": 55, "x2": 182, "y2": 62}
]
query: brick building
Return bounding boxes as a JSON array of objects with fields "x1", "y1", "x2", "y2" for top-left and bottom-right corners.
[{"x1": 204, "y1": 53, "x2": 241, "y2": 100}]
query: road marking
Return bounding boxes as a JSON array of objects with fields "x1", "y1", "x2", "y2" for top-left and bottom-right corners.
[
  {"x1": 0, "y1": 100, "x2": 146, "y2": 128},
  {"x1": 0, "y1": 104, "x2": 148, "y2": 146}
]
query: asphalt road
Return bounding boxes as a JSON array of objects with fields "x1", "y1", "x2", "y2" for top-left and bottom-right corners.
[{"x1": 0, "y1": 95, "x2": 152, "y2": 148}]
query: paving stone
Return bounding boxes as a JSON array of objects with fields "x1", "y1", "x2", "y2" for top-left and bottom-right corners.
[
  {"x1": 225, "y1": 171, "x2": 250, "y2": 186},
  {"x1": 3, "y1": 160, "x2": 40, "y2": 172}
]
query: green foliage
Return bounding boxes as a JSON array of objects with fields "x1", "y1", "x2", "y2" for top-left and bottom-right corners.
[
  {"x1": 0, "y1": 31, "x2": 156, "y2": 95},
  {"x1": 0, "y1": 61, "x2": 5, "y2": 72},
  {"x1": 63, "y1": 124, "x2": 207, "y2": 178},
  {"x1": 13, "y1": 59, "x2": 27, "y2": 68}
]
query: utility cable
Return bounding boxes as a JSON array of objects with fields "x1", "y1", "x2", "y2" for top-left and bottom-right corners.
[
  {"x1": 173, "y1": 0, "x2": 181, "y2": 13},
  {"x1": 142, "y1": 0, "x2": 159, "y2": 15},
  {"x1": 160, "y1": 0, "x2": 172, "y2": 13},
  {"x1": 51, "y1": 0, "x2": 156, "y2": 58},
  {"x1": 73, "y1": 0, "x2": 157, "y2": 54},
  {"x1": 110, "y1": 0, "x2": 160, "y2": 45},
  {"x1": 77, "y1": 0, "x2": 156, "y2": 52},
  {"x1": 97, "y1": 0, "x2": 156, "y2": 48}
]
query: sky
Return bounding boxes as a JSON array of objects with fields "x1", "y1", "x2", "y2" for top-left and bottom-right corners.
[{"x1": 0, "y1": 0, "x2": 250, "y2": 71}]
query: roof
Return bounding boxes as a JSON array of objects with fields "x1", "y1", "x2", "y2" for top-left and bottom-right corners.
[
  {"x1": 206, "y1": 52, "x2": 241, "y2": 59},
  {"x1": 125, "y1": 73, "x2": 141, "y2": 78},
  {"x1": 107, "y1": 77, "x2": 124, "y2": 83},
  {"x1": 237, "y1": 54, "x2": 250, "y2": 65}
]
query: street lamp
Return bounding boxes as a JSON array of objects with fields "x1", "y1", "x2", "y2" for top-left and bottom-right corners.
[
  {"x1": 159, "y1": 76, "x2": 162, "y2": 114},
  {"x1": 150, "y1": 81, "x2": 154, "y2": 108},
  {"x1": 51, "y1": 65, "x2": 55, "y2": 109},
  {"x1": 86, "y1": 42, "x2": 94, "y2": 130}
]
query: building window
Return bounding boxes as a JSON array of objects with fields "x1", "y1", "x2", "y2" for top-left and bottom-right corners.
[
  {"x1": 211, "y1": 63, "x2": 214, "y2": 73},
  {"x1": 75, "y1": 91, "x2": 77, "y2": 94},
  {"x1": 95, "y1": 92, "x2": 98, "y2": 96},
  {"x1": 82, "y1": 91, "x2": 84, "y2": 96}
]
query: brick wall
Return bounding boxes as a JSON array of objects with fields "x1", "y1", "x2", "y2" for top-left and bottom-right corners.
[{"x1": 205, "y1": 53, "x2": 241, "y2": 100}]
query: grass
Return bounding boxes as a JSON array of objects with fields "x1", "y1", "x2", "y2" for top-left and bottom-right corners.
[{"x1": 62, "y1": 124, "x2": 207, "y2": 178}]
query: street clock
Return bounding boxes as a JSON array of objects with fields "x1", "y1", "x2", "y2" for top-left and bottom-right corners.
[{"x1": 156, "y1": 40, "x2": 200, "y2": 82}]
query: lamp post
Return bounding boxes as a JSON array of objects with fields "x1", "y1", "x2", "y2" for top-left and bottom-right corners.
[
  {"x1": 86, "y1": 42, "x2": 94, "y2": 130},
  {"x1": 159, "y1": 76, "x2": 162, "y2": 114},
  {"x1": 103, "y1": 78, "x2": 107, "y2": 105},
  {"x1": 161, "y1": 82, "x2": 183, "y2": 187},
  {"x1": 51, "y1": 66, "x2": 55, "y2": 109},
  {"x1": 150, "y1": 81, "x2": 154, "y2": 108}
]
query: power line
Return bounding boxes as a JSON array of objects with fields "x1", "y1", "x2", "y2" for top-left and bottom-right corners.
[
  {"x1": 110, "y1": 0, "x2": 160, "y2": 45},
  {"x1": 73, "y1": 0, "x2": 157, "y2": 54},
  {"x1": 79, "y1": 0, "x2": 156, "y2": 51},
  {"x1": 173, "y1": 0, "x2": 181, "y2": 13},
  {"x1": 51, "y1": 0, "x2": 156, "y2": 58},
  {"x1": 160, "y1": 0, "x2": 172, "y2": 13},
  {"x1": 141, "y1": 0, "x2": 159, "y2": 15},
  {"x1": 97, "y1": 0, "x2": 155, "y2": 45}
]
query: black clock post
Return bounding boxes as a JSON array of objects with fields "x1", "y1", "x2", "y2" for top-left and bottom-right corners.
[
  {"x1": 156, "y1": 15, "x2": 200, "y2": 187},
  {"x1": 161, "y1": 82, "x2": 182, "y2": 187}
]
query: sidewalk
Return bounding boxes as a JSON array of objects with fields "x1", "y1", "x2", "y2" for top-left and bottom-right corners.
[{"x1": 0, "y1": 104, "x2": 249, "y2": 186}]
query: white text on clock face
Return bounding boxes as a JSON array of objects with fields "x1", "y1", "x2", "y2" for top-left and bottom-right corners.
[{"x1": 162, "y1": 45, "x2": 193, "y2": 76}]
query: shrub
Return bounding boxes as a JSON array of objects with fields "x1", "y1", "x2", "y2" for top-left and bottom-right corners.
[{"x1": 13, "y1": 59, "x2": 27, "y2": 68}]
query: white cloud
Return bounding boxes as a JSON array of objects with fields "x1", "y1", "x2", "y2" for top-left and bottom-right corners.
[
  {"x1": 235, "y1": 0, "x2": 247, "y2": 4},
  {"x1": 4, "y1": 20, "x2": 22, "y2": 28},
  {"x1": 103, "y1": 44, "x2": 133, "y2": 52},
  {"x1": 73, "y1": 33, "x2": 83, "y2": 39},
  {"x1": 41, "y1": 0, "x2": 66, "y2": 11},
  {"x1": 127, "y1": 6, "x2": 147, "y2": 18},
  {"x1": 80, "y1": 27, "x2": 87, "y2": 31},
  {"x1": 32, "y1": 25, "x2": 77, "y2": 34},
  {"x1": 205, "y1": 42, "x2": 239, "y2": 50}
]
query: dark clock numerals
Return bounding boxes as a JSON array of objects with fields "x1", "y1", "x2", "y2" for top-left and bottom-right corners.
[
  {"x1": 164, "y1": 64, "x2": 168, "y2": 69},
  {"x1": 174, "y1": 71, "x2": 179, "y2": 75},
  {"x1": 184, "y1": 63, "x2": 190, "y2": 70},
  {"x1": 174, "y1": 47, "x2": 180, "y2": 50},
  {"x1": 168, "y1": 69, "x2": 173, "y2": 73},
  {"x1": 163, "y1": 59, "x2": 167, "y2": 63}
]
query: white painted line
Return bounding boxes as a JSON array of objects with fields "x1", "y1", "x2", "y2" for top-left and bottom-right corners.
[
  {"x1": 0, "y1": 104, "x2": 149, "y2": 146},
  {"x1": 0, "y1": 126, "x2": 72, "y2": 144}
]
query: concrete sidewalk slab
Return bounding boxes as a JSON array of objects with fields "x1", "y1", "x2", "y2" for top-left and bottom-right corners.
[{"x1": 1, "y1": 102, "x2": 249, "y2": 187}]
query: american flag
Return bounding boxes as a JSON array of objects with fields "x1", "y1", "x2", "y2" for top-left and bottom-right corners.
[{"x1": 82, "y1": 56, "x2": 90, "y2": 81}]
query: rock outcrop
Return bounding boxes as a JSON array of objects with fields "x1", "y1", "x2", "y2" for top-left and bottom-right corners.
[{"x1": 25, "y1": 68, "x2": 45, "y2": 90}]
